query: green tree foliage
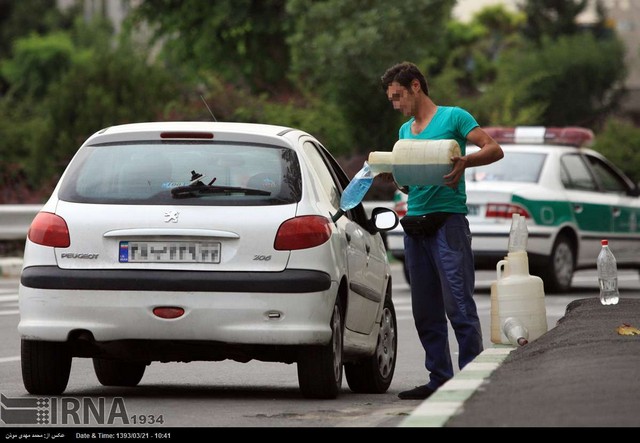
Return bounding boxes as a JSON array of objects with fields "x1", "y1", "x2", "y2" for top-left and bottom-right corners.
[
  {"x1": 133, "y1": 0, "x2": 291, "y2": 95},
  {"x1": 0, "y1": 0, "x2": 72, "y2": 60},
  {"x1": 134, "y1": 0, "x2": 455, "y2": 154},
  {"x1": 521, "y1": 0, "x2": 589, "y2": 43},
  {"x1": 489, "y1": 33, "x2": 626, "y2": 127},
  {"x1": 0, "y1": 18, "x2": 177, "y2": 191},
  {"x1": 0, "y1": 32, "x2": 76, "y2": 99},
  {"x1": 432, "y1": 2, "x2": 625, "y2": 129},
  {"x1": 0, "y1": 0, "x2": 75, "y2": 96},
  {"x1": 592, "y1": 118, "x2": 640, "y2": 184},
  {"x1": 429, "y1": 4, "x2": 525, "y2": 111},
  {"x1": 286, "y1": 0, "x2": 455, "y2": 152}
]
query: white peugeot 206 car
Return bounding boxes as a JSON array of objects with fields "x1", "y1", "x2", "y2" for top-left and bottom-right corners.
[
  {"x1": 18, "y1": 121, "x2": 399, "y2": 399},
  {"x1": 386, "y1": 126, "x2": 640, "y2": 292}
]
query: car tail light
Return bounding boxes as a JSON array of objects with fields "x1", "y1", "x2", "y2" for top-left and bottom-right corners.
[
  {"x1": 274, "y1": 215, "x2": 332, "y2": 250},
  {"x1": 28, "y1": 212, "x2": 70, "y2": 247},
  {"x1": 160, "y1": 132, "x2": 214, "y2": 139},
  {"x1": 485, "y1": 203, "x2": 530, "y2": 219}
]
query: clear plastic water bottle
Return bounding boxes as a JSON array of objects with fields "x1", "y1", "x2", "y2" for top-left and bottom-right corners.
[
  {"x1": 597, "y1": 239, "x2": 619, "y2": 305},
  {"x1": 332, "y1": 162, "x2": 375, "y2": 222},
  {"x1": 507, "y1": 213, "x2": 528, "y2": 253},
  {"x1": 340, "y1": 162, "x2": 374, "y2": 211}
]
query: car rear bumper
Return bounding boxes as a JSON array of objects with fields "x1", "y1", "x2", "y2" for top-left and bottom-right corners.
[
  {"x1": 18, "y1": 267, "x2": 337, "y2": 346},
  {"x1": 20, "y1": 265, "x2": 331, "y2": 292}
]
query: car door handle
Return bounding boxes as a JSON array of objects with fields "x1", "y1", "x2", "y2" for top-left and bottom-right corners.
[
  {"x1": 612, "y1": 207, "x2": 621, "y2": 217},
  {"x1": 573, "y1": 204, "x2": 583, "y2": 214},
  {"x1": 345, "y1": 233, "x2": 351, "y2": 242}
]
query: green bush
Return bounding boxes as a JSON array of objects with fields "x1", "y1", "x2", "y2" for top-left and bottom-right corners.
[{"x1": 592, "y1": 118, "x2": 640, "y2": 184}]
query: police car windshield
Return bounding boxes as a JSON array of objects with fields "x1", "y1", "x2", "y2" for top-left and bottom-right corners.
[{"x1": 466, "y1": 152, "x2": 546, "y2": 183}]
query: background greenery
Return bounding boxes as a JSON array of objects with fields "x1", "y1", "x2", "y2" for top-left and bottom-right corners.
[{"x1": 0, "y1": 0, "x2": 639, "y2": 203}]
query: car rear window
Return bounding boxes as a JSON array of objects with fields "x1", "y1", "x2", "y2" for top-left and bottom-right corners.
[
  {"x1": 58, "y1": 141, "x2": 302, "y2": 205},
  {"x1": 466, "y1": 151, "x2": 546, "y2": 183}
]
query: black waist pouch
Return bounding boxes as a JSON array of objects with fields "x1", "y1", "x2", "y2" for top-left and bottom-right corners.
[{"x1": 400, "y1": 213, "x2": 451, "y2": 237}]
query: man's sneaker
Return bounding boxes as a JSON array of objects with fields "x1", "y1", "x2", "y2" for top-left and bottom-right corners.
[{"x1": 398, "y1": 384, "x2": 435, "y2": 400}]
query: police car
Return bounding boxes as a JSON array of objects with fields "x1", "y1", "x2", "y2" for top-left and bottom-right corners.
[{"x1": 387, "y1": 126, "x2": 640, "y2": 292}]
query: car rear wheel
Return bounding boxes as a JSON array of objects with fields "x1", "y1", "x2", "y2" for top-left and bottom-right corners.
[
  {"x1": 93, "y1": 358, "x2": 146, "y2": 387},
  {"x1": 297, "y1": 299, "x2": 344, "y2": 399},
  {"x1": 539, "y1": 233, "x2": 575, "y2": 293},
  {"x1": 21, "y1": 339, "x2": 72, "y2": 395},
  {"x1": 345, "y1": 296, "x2": 397, "y2": 393}
]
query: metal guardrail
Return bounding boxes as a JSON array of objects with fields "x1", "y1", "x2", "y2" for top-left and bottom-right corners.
[
  {"x1": 0, "y1": 202, "x2": 394, "y2": 241},
  {"x1": 0, "y1": 204, "x2": 43, "y2": 240}
]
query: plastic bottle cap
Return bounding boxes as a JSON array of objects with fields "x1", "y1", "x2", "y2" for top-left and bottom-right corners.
[{"x1": 601, "y1": 239, "x2": 608, "y2": 246}]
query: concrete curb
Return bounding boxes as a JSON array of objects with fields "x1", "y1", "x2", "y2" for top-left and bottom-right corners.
[
  {"x1": 0, "y1": 257, "x2": 23, "y2": 278},
  {"x1": 399, "y1": 345, "x2": 516, "y2": 427}
]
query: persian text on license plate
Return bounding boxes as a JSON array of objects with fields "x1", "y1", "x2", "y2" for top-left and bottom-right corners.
[
  {"x1": 467, "y1": 204, "x2": 480, "y2": 216},
  {"x1": 119, "y1": 241, "x2": 221, "y2": 263}
]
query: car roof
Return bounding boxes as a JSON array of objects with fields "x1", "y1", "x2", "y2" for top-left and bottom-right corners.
[
  {"x1": 497, "y1": 143, "x2": 578, "y2": 152},
  {"x1": 471, "y1": 142, "x2": 595, "y2": 155},
  {"x1": 498, "y1": 143, "x2": 607, "y2": 159},
  {"x1": 81, "y1": 121, "x2": 304, "y2": 146}
]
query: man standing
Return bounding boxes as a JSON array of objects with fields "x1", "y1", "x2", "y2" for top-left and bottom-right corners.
[{"x1": 381, "y1": 61, "x2": 503, "y2": 400}]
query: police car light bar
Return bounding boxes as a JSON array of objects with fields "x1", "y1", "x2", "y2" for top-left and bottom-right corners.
[{"x1": 484, "y1": 126, "x2": 595, "y2": 147}]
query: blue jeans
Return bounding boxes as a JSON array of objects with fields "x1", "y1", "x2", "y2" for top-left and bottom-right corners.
[{"x1": 404, "y1": 213, "x2": 483, "y2": 390}]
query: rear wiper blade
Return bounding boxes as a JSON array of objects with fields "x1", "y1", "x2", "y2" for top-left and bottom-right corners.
[{"x1": 171, "y1": 184, "x2": 271, "y2": 199}]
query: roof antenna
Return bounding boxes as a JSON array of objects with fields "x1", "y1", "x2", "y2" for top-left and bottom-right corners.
[{"x1": 200, "y1": 94, "x2": 217, "y2": 122}]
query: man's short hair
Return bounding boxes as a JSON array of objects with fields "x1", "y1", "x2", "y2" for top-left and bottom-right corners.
[{"x1": 381, "y1": 62, "x2": 429, "y2": 96}]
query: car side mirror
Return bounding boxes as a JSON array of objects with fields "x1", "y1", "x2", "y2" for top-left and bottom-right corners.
[{"x1": 370, "y1": 207, "x2": 399, "y2": 232}]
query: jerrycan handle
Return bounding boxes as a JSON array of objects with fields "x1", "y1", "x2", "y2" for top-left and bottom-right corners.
[{"x1": 496, "y1": 259, "x2": 508, "y2": 280}]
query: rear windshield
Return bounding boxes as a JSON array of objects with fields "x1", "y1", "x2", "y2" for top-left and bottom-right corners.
[
  {"x1": 58, "y1": 141, "x2": 302, "y2": 205},
  {"x1": 466, "y1": 151, "x2": 546, "y2": 183}
]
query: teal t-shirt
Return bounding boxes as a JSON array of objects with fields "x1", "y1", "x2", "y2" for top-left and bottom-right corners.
[{"x1": 398, "y1": 106, "x2": 478, "y2": 216}]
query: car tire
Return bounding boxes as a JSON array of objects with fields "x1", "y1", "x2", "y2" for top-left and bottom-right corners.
[
  {"x1": 297, "y1": 299, "x2": 344, "y2": 399},
  {"x1": 21, "y1": 339, "x2": 72, "y2": 395},
  {"x1": 93, "y1": 358, "x2": 146, "y2": 387},
  {"x1": 345, "y1": 296, "x2": 397, "y2": 393},
  {"x1": 539, "y1": 233, "x2": 575, "y2": 293}
]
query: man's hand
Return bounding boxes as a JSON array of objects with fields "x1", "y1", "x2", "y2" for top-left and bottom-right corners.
[
  {"x1": 377, "y1": 172, "x2": 408, "y2": 193},
  {"x1": 444, "y1": 155, "x2": 468, "y2": 189},
  {"x1": 443, "y1": 127, "x2": 504, "y2": 189}
]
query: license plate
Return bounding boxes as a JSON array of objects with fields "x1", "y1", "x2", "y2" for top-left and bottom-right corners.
[
  {"x1": 119, "y1": 241, "x2": 221, "y2": 263},
  {"x1": 467, "y1": 204, "x2": 480, "y2": 216}
]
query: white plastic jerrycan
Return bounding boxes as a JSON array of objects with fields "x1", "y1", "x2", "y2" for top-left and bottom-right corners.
[
  {"x1": 367, "y1": 139, "x2": 461, "y2": 186},
  {"x1": 494, "y1": 250, "x2": 548, "y2": 345}
]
